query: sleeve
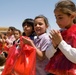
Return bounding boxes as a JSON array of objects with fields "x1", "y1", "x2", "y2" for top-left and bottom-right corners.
[
  {"x1": 40, "y1": 40, "x2": 50, "y2": 51},
  {"x1": 40, "y1": 34, "x2": 53, "y2": 52},
  {"x1": 58, "y1": 40, "x2": 76, "y2": 63},
  {"x1": 45, "y1": 44, "x2": 57, "y2": 59}
]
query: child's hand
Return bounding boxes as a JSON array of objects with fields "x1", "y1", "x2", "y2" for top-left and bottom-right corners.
[
  {"x1": 50, "y1": 30, "x2": 63, "y2": 47},
  {"x1": 22, "y1": 36, "x2": 33, "y2": 46}
]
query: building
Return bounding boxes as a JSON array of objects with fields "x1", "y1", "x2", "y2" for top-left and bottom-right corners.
[{"x1": 0, "y1": 27, "x2": 8, "y2": 34}]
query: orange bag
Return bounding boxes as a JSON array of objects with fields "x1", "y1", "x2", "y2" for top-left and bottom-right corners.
[
  {"x1": 2, "y1": 45, "x2": 19, "y2": 75},
  {"x1": 2, "y1": 36, "x2": 36, "y2": 75},
  {"x1": 13, "y1": 44, "x2": 36, "y2": 75}
]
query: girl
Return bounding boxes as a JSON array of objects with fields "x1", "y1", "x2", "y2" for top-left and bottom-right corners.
[
  {"x1": 5, "y1": 26, "x2": 16, "y2": 49},
  {"x1": 13, "y1": 29, "x2": 21, "y2": 49},
  {"x1": 22, "y1": 18, "x2": 36, "y2": 40},
  {"x1": 22, "y1": 15, "x2": 52, "y2": 75},
  {"x1": 45, "y1": 0, "x2": 76, "y2": 75}
]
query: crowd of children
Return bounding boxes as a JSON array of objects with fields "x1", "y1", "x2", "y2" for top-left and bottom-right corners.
[{"x1": 0, "y1": 0, "x2": 76, "y2": 75}]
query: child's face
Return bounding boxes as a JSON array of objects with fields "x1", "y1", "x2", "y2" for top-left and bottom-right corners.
[
  {"x1": 14, "y1": 31, "x2": 21, "y2": 40},
  {"x1": 23, "y1": 24, "x2": 33, "y2": 36},
  {"x1": 7, "y1": 29, "x2": 13, "y2": 35},
  {"x1": 54, "y1": 10, "x2": 73, "y2": 29},
  {"x1": 34, "y1": 18, "x2": 48, "y2": 36}
]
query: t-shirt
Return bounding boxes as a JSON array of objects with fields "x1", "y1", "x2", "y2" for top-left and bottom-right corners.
[{"x1": 34, "y1": 33, "x2": 52, "y2": 75}]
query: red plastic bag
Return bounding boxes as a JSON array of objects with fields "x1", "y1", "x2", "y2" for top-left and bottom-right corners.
[
  {"x1": 13, "y1": 44, "x2": 36, "y2": 75},
  {"x1": 2, "y1": 36, "x2": 36, "y2": 75},
  {"x1": 3, "y1": 45, "x2": 9, "y2": 52},
  {"x1": 2, "y1": 45, "x2": 19, "y2": 75}
]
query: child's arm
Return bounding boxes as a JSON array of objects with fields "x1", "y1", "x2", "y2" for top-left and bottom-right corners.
[
  {"x1": 58, "y1": 40, "x2": 76, "y2": 63},
  {"x1": 50, "y1": 29, "x2": 76, "y2": 63},
  {"x1": 45, "y1": 44, "x2": 57, "y2": 59},
  {"x1": 32, "y1": 44, "x2": 46, "y2": 60}
]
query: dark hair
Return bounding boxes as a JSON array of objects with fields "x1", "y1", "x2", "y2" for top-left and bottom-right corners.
[
  {"x1": 22, "y1": 18, "x2": 34, "y2": 30},
  {"x1": 0, "y1": 54, "x2": 6, "y2": 66},
  {"x1": 54, "y1": 0, "x2": 76, "y2": 24},
  {"x1": 34, "y1": 15, "x2": 49, "y2": 26},
  {"x1": 8, "y1": 26, "x2": 16, "y2": 31},
  {"x1": 22, "y1": 18, "x2": 35, "y2": 36},
  {"x1": 7, "y1": 26, "x2": 16, "y2": 35},
  {"x1": 15, "y1": 28, "x2": 21, "y2": 35},
  {"x1": 22, "y1": 32, "x2": 26, "y2": 36}
]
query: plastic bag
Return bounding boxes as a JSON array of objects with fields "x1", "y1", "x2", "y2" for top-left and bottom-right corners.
[
  {"x1": 13, "y1": 44, "x2": 36, "y2": 75},
  {"x1": 2, "y1": 45, "x2": 19, "y2": 75},
  {"x1": 2, "y1": 36, "x2": 36, "y2": 75}
]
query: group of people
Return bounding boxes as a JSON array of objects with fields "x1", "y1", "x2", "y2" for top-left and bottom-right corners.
[{"x1": 0, "y1": 0, "x2": 76, "y2": 75}]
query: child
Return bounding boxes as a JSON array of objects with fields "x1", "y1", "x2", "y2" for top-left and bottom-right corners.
[
  {"x1": 45, "y1": 0, "x2": 76, "y2": 75},
  {"x1": 13, "y1": 29, "x2": 21, "y2": 49},
  {"x1": 5, "y1": 26, "x2": 16, "y2": 49},
  {"x1": 22, "y1": 18, "x2": 36, "y2": 40},
  {"x1": 0, "y1": 33, "x2": 8, "y2": 57},
  {"x1": 22, "y1": 15, "x2": 52, "y2": 75}
]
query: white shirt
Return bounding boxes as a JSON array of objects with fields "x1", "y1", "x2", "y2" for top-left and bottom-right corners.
[{"x1": 46, "y1": 40, "x2": 76, "y2": 63}]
